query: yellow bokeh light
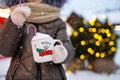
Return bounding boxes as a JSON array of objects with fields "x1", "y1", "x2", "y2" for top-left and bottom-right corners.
[
  {"x1": 87, "y1": 48, "x2": 92, "y2": 52},
  {"x1": 80, "y1": 55, "x2": 85, "y2": 60},
  {"x1": 111, "y1": 47, "x2": 116, "y2": 52},
  {"x1": 94, "y1": 34, "x2": 98, "y2": 39},
  {"x1": 89, "y1": 28, "x2": 92, "y2": 32},
  {"x1": 88, "y1": 64, "x2": 93, "y2": 70},
  {"x1": 101, "y1": 29, "x2": 105, "y2": 33},
  {"x1": 79, "y1": 27, "x2": 84, "y2": 32},
  {"x1": 100, "y1": 53, "x2": 105, "y2": 58},
  {"x1": 95, "y1": 41, "x2": 100, "y2": 46},
  {"x1": 98, "y1": 36, "x2": 102, "y2": 41},
  {"x1": 90, "y1": 50, "x2": 94, "y2": 55},
  {"x1": 95, "y1": 52, "x2": 100, "y2": 57},
  {"x1": 73, "y1": 31, "x2": 78, "y2": 37},
  {"x1": 109, "y1": 41, "x2": 114, "y2": 46},
  {"x1": 87, "y1": 48, "x2": 94, "y2": 55},
  {"x1": 105, "y1": 29, "x2": 110, "y2": 33},
  {"x1": 89, "y1": 15, "x2": 97, "y2": 26},
  {"x1": 92, "y1": 28, "x2": 96, "y2": 32},
  {"x1": 81, "y1": 40, "x2": 86, "y2": 46},
  {"x1": 107, "y1": 33, "x2": 111, "y2": 37}
]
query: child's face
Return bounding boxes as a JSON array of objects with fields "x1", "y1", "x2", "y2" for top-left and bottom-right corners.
[{"x1": 26, "y1": 0, "x2": 43, "y2": 3}]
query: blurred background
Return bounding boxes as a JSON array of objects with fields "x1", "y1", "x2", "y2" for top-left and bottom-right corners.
[{"x1": 0, "y1": 0, "x2": 120, "y2": 80}]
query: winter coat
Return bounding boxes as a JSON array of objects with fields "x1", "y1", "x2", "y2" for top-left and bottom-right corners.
[{"x1": 0, "y1": 17, "x2": 75, "y2": 80}]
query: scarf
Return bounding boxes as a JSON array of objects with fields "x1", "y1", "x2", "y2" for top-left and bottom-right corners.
[{"x1": 10, "y1": 3, "x2": 60, "y2": 23}]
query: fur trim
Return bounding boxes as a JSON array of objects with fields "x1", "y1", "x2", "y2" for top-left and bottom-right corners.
[
  {"x1": 10, "y1": 6, "x2": 31, "y2": 26},
  {"x1": 52, "y1": 45, "x2": 68, "y2": 63}
]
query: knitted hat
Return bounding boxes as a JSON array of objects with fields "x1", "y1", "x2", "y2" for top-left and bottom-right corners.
[{"x1": 4, "y1": 0, "x2": 67, "y2": 8}]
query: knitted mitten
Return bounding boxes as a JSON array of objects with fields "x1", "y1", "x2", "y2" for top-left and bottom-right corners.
[
  {"x1": 52, "y1": 45, "x2": 68, "y2": 63},
  {"x1": 10, "y1": 6, "x2": 31, "y2": 26}
]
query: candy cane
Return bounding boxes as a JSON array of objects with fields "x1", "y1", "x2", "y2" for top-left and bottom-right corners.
[
  {"x1": 27, "y1": 24, "x2": 37, "y2": 36},
  {"x1": 19, "y1": 0, "x2": 22, "y2": 6}
]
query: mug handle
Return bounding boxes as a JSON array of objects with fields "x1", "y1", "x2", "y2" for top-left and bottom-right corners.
[{"x1": 53, "y1": 39, "x2": 63, "y2": 46}]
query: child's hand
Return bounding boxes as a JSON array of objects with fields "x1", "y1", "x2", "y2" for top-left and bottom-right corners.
[
  {"x1": 10, "y1": 6, "x2": 31, "y2": 27},
  {"x1": 52, "y1": 45, "x2": 68, "y2": 63}
]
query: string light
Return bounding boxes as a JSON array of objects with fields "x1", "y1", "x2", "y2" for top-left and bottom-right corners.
[
  {"x1": 105, "y1": 29, "x2": 110, "y2": 33},
  {"x1": 87, "y1": 48, "x2": 92, "y2": 52},
  {"x1": 90, "y1": 50, "x2": 94, "y2": 55},
  {"x1": 87, "y1": 48, "x2": 94, "y2": 55},
  {"x1": 94, "y1": 33, "x2": 99, "y2": 39},
  {"x1": 66, "y1": 12, "x2": 117, "y2": 72},
  {"x1": 109, "y1": 41, "x2": 114, "y2": 46},
  {"x1": 107, "y1": 33, "x2": 111, "y2": 37},
  {"x1": 92, "y1": 28, "x2": 96, "y2": 32},
  {"x1": 100, "y1": 53, "x2": 105, "y2": 58},
  {"x1": 73, "y1": 31, "x2": 78, "y2": 37},
  {"x1": 79, "y1": 27, "x2": 84, "y2": 32},
  {"x1": 95, "y1": 41, "x2": 100, "y2": 46},
  {"x1": 111, "y1": 47, "x2": 116, "y2": 52},
  {"x1": 89, "y1": 15, "x2": 97, "y2": 26},
  {"x1": 98, "y1": 36, "x2": 102, "y2": 41},
  {"x1": 80, "y1": 55, "x2": 85, "y2": 60},
  {"x1": 100, "y1": 29, "x2": 105, "y2": 33},
  {"x1": 95, "y1": 52, "x2": 100, "y2": 57},
  {"x1": 80, "y1": 40, "x2": 86, "y2": 46},
  {"x1": 88, "y1": 64, "x2": 93, "y2": 70},
  {"x1": 88, "y1": 28, "x2": 92, "y2": 32}
]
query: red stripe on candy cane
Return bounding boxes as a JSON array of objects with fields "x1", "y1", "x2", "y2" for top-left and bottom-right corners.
[
  {"x1": 0, "y1": 55, "x2": 7, "y2": 59},
  {"x1": 19, "y1": 0, "x2": 22, "y2": 6}
]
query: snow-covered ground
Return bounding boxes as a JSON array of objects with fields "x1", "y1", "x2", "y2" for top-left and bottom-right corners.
[
  {"x1": 0, "y1": 58, "x2": 11, "y2": 80},
  {"x1": 0, "y1": 58, "x2": 120, "y2": 80},
  {"x1": 67, "y1": 69, "x2": 120, "y2": 80}
]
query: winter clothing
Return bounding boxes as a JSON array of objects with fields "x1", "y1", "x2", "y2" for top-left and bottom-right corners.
[
  {"x1": 53, "y1": 45, "x2": 68, "y2": 63},
  {"x1": 4, "y1": 0, "x2": 66, "y2": 8},
  {"x1": 4, "y1": 0, "x2": 26, "y2": 7},
  {"x1": 0, "y1": 3, "x2": 75, "y2": 80},
  {"x1": 11, "y1": 6, "x2": 31, "y2": 26},
  {"x1": 10, "y1": 3, "x2": 60, "y2": 24}
]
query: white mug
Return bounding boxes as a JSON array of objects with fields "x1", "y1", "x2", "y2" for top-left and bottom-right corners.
[{"x1": 31, "y1": 32, "x2": 63, "y2": 63}]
